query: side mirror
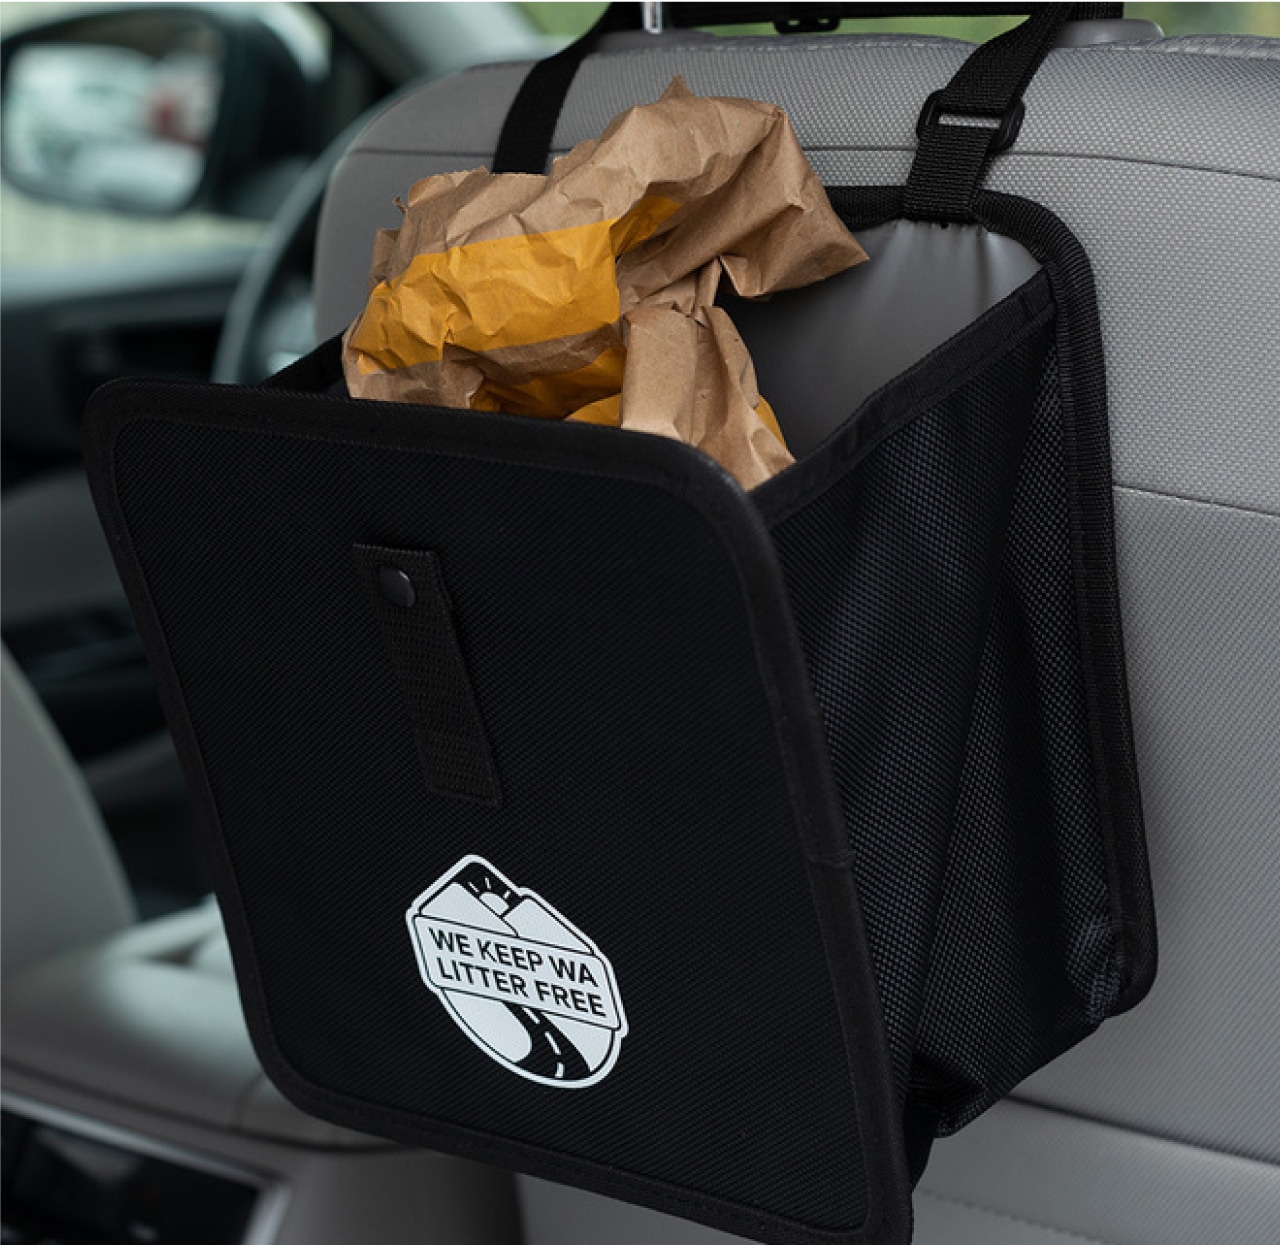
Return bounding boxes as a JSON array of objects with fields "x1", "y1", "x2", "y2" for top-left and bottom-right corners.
[{"x1": 0, "y1": 5, "x2": 316, "y2": 218}]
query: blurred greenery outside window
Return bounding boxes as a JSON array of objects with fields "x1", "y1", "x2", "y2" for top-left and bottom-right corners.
[
  {"x1": 1, "y1": 2, "x2": 1276, "y2": 269},
  {"x1": 517, "y1": 3, "x2": 1280, "y2": 39}
]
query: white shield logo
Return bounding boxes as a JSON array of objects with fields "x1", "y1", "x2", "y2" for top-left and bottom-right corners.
[{"x1": 406, "y1": 855, "x2": 627, "y2": 1087}]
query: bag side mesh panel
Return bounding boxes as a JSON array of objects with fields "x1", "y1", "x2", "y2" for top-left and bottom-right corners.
[
  {"x1": 770, "y1": 323, "x2": 1119, "y2": 1125},
  {"x1": 915, "y1": 349, "x2": 1120, "y2": 1132}
]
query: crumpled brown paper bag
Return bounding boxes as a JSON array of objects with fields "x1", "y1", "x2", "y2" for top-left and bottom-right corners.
[{"x1": 342, "y1": 78, "x2": 866, "y2": 490}]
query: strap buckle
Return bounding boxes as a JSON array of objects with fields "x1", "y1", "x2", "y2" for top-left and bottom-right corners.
[{"x1": 915, "y1": 90, "x2": 1027, "y2": 155}]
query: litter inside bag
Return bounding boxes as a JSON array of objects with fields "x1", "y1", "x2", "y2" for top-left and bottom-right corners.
[{"x1": 342, "y1": 78, "x2": 866, "y2": 490}]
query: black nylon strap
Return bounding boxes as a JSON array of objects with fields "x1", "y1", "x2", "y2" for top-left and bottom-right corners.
[
  {"x1": 492, "y1": 3, "x2": 1121, "y2": 178},
  {"x1": 903, "y1": 4, "x2": 1111, "y2": 220},
  {"x1": 492, "y1": 4, "x2": 639, "y2": 174},
  {"x1": 353, "y1": 544, "x2": 502, "y2": 806}
]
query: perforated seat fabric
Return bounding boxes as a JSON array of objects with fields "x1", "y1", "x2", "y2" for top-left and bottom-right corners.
[{"x1": 314, "y1": 29, "x2": 1279, "y2": 1245}]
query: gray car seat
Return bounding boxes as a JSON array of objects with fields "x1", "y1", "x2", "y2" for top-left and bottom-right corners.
[
  {"x1": 312, "y1": 15, "x2": 1279, "y2": 1245},
  {"x1": 1, "y1": 644, "x2": 136, "y2": 979}
]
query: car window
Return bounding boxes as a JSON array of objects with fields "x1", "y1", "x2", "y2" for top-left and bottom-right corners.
[
  {"x1": 0, "y1": 1, "x2": 327, "y2": 268},
  {"x1": 5, "y1": 2, "x2": 1273, "y2": 271}
]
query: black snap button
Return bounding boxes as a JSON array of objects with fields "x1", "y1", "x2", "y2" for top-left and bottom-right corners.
[{"x1": 377, "y1": 565, "x2": 416, "y2": 608}]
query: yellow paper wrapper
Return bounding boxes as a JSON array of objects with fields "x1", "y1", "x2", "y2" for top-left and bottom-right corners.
[{"x1": 343, "y1": 78, "x2": 867, "y2": 490}]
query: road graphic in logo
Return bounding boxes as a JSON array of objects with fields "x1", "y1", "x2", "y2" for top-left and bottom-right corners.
[{"x1": 406, "y1": 855, "x2": 627, "y2": 1087}]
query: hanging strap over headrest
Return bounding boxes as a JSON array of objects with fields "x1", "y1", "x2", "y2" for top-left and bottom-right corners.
[{"x1": 492, "y1": 3, "x2": 1121, "y2": 222}]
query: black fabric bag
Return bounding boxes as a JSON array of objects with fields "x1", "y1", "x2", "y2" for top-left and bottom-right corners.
[{"x1": 84, "y1": 8, "x2": 1155, "y2": 1244}]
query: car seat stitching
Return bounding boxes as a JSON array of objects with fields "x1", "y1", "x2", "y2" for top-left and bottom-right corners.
[
  {"x1": 343, "y1": 144, "x2": 1277, "y2": 186},
  {"x1": 1112, "y1": 484, "x2": 1280, "y2": 520},
  {"x1": 916, "y1": 1189, "x2": 1123, "y2": 1245}
]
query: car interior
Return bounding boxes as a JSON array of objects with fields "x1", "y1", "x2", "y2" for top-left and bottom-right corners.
[{"x1": 1, "y1": 4, "x2": 1277, "y2": 1244}]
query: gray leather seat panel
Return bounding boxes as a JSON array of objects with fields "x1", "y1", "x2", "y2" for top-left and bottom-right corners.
[
  {"x1": 1017, "y1": 488, "x2": 1280, "y2": 1162},
  {"x1": 319, "y1": 36, "x2": 1278, "y2": 173},
  {"x1": 1, "y1": 647, "x2": 136, "y2": 978},
  {"x1": 317, "y1": 151, "x2": 472, "y2": 337},
  {"x1": 521, "y1": 1096, "x2": 1281, "y2": 1245},
  {"x1": 913, "y1": 1194, "x2": 1101, "y2": 1245},
  {"x1": 985, "y1": 157, "x2": 1279, "y2": 513},
  {"x1": 917, "y1": 1097, "x2": 1279, "y2": 1245}
]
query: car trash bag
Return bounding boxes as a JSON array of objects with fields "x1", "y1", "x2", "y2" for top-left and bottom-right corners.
[{"x1": 83, "y1": 9, "x2": 1155, "y2": 1245}]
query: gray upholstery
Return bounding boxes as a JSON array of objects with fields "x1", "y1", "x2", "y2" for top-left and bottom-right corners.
[
  {"x1": 1, "y1": 646, "x2": 136, "y2": 977},
  {"x1": 522, "y1": 1096, "x2": 1280, "y2": 1245},
  {"x1": 1020, "y1": 489, "x2": 1279, "y2": 1162},
  {"x1": 307, "y1": 22, "x2": 1279, "y2": 1245},
  {"x1": 2, "y1": 902, "x2": 387, "y2": 1148},
  {"x1": 918, "y1": 1096, "x2": 1278, "y2": 1245}
]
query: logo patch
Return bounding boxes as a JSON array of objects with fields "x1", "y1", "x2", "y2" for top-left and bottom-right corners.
[{"x1": 406, "y1": 855, "x2": 627, "y2": 1087}]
